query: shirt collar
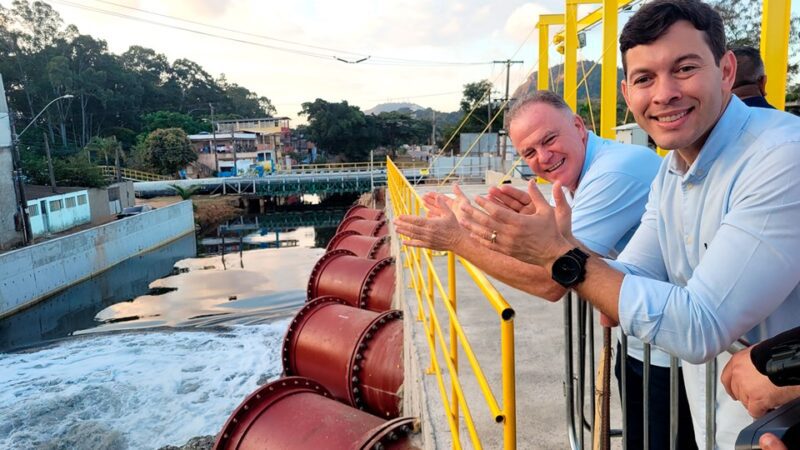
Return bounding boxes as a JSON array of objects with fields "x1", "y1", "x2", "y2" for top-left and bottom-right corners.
[
  {"x1": 579, "y1": 131, "x2": 600, "y2": 182},
  {"x1": 667, "y1": 96, "x2": 751, "y2": 182}
]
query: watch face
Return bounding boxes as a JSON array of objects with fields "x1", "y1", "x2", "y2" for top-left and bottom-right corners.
[{"x1": 553, "y1": 255, "x2": 581, "y2": 286}]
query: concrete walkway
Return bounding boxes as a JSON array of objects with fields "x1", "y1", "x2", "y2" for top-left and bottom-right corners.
[{"x1": 394, "y1": 180, "x2": 623, "y2": 449}]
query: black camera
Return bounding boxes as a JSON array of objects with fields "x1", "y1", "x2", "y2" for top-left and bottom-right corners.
[{"x1": 736, "y1": 339, "x2": 800, "y2": 449}]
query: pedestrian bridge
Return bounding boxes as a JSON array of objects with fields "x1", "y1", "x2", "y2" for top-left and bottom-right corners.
[{"x1": 130, "y1": 161, "x2": 499, "y2": 198}]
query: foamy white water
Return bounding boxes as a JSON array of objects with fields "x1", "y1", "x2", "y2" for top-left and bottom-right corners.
[{"x1": 0, "y1": 320, "x2": 289, "y2": 449}]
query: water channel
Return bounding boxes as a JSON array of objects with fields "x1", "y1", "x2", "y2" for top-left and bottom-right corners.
[{"x1": 0, "y1": 196, "x2": 355, "y2": 449}]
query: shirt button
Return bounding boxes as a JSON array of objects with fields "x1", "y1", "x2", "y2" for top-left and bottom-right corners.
[
  {"x1": 686, "y1": 183, "x2": 693, "y2": 189},
  {"x1": 685, "y1": 236, "x2": 692, "y2": 245}
]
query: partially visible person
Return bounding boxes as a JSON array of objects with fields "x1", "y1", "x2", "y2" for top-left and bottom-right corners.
[
  {"x1": 760, "y1": 433, "x2": 788, "y2": 450},
  {"x1": 722, "y1": 326, "x2": 800, "y2": 418},
  {"x1": 395, "y1": 91, "x2": 694, "y2": 450},
  {"x1": 731, "y1": 46, "x2": 775, "y2": 109}
]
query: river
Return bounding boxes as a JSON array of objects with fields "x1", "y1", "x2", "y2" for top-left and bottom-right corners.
[{"x1": 0, "y1": 201, "x2": 350, "y2": 449}]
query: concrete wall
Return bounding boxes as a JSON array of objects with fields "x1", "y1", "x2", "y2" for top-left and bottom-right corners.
[
  {"x1": 27, "y1": 190, "x2": 91, "y2": 236},
  {"x1": 0, "y1": 200, "x2": 195, "y2": 318}
]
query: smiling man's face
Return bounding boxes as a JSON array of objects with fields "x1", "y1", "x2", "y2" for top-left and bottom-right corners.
[
  {"x1": 509, "y1": 102, "x2": 588, "y2": 192},
  {"x1": 621, "y1": 20, "x2": 735, "y2": 160}
]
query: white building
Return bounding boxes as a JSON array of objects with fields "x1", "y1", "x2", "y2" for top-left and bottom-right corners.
[{"x1": 25, "y1": 186, "x2": 91, "y2": 237}]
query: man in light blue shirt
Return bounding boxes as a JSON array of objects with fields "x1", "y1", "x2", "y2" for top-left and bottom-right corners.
[
  {"x1": 395, "y1": 90, "x2": 685, "y2": 448},
  {"x1": 455, "y1": 1, "x2": 800, "y2": 447}
]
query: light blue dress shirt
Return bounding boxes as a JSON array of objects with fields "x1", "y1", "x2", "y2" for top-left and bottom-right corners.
[
  {"x1": 569, "y1": 132, "x2": 670, "y2": 367},
  {"x1": 612, "y1": 96, "x2": 800, "y2": 447},
  {"x1": 571, "y1": 132, "x2": 662, "y2": 259}
]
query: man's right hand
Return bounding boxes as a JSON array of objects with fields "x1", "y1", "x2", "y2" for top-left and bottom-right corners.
[{"x1": 394, "y1": 191, "x2": 467, "y2": 252}]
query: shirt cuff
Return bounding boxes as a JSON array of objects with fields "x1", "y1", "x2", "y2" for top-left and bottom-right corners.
[{"x1": 618, "y1": 273, "x2": 672, "y2": 345}]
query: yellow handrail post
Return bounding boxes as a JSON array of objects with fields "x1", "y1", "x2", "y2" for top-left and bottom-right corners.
[
  {"x1": 448, "y1": 251, "x2": 459, "y2": 431},
  {"x1": 760, "y1": 0, "x2": 790, "y2": 111},
  {"x1": 502, "y1": 319, "x2": 517, "y2": 449},
  {"x1": 600, "y1": 0, "x2": 618, "y2": 139},
  {"x1": 564, "y1": 1, "x2": 579, "y2": 110}
]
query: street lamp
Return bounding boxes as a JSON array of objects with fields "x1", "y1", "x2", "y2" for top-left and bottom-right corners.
[{"x1": 11, "y1": 93, "x2": 74, "y2": 246}]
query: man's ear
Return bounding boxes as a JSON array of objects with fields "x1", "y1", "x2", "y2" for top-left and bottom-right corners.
[
  {"x1": 720, "y1": 50, "x2": 737, "y2": 92},
  {"x1": 621, "y1": 79, "x2": 631, "y2": 108},
  {"x1": 758, "y1": 74, "x2": 768, "y2": 96}
]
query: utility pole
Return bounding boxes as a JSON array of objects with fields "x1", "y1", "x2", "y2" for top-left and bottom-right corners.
[
  {"x1": 494, "y1": 59, "x2": 523, "y2": 171},
  {"x1": 112, "y1": 136, "x2": 121, "y2": 183},
  {"x1": 10, "y1": 111, "x2": 32, "y2": 245},
  {"x1": 43, "y1": 132, "x2": 57, "y2": 193},
  {"x1": 431, "y1": 110, "x2": 436, "y2": 149},
  {"x1": 210, "y1": 103, "x2": 218, "y2": 175}
]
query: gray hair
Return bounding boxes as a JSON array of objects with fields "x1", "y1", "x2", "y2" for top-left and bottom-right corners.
[{"x1": 506, "y1": 90, "x2": 573, "y2": 125}]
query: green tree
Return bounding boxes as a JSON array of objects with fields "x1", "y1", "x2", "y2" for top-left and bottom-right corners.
[
  {"x1": 83, "y1": 136, "x2": 120, "y2": 165},
  {"x1": 143, "y1": 128, "x2": 196, "y2": 175},
  {"x1": 299, "y1": 99, "x2": 379, "y2": 161},
  {"x1": 141, "y1": 111, "x2": 210, "y2": 135},
  {"x1": 711, "y1": 0, "x2": 800, "y2": 80},
  {"x1": 375, "y1": 111, "x2": 430, "y2": 147},
  {"x1": 458, "y1": 80, "x2": 504, "y2": 134}
]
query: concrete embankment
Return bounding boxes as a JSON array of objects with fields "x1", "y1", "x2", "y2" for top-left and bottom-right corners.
[{"x1": 0, "y1": 200, "x2": 195, "y2": 319}]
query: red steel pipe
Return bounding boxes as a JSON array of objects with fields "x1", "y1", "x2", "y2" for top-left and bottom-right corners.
[
  {"x1": 213, "y1": 376, "x2": 415, "y2": 450},
  {"x1": 327, "y1": 230, "x2": 391, "y2": 260},
  {"x1": 344, "y1": 205, "x2": 385, "y2": 221},
  {"x1": 282, "y1": 297, "x2": 404, "y2": 418},
  {"x1": 336, "y1": 216, "x2": 390, "y2": 237},
  {"x1": 308, "y1": 249, "x2": 395, "y2": 311}
]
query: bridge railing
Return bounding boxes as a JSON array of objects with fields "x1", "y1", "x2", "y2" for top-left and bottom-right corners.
[
  {"x1": 99, "y1": 166, "x2": 171, "y2": 182},
  {"x1": 387, "y1": 157, "x2": 517, "y2": 450}
]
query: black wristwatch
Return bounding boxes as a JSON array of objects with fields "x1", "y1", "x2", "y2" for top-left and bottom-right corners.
[{"x1": 551, "y1": 248, "x2": 589, "y2": 288}]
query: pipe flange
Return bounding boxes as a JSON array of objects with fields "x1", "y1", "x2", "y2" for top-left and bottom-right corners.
[
  {"x1": 336, "y1": 215, "x2": 363, "y2": 234},
  {"x1": 282, "y1": 296, "x2": 348, "y2": 376},
  {"x1": 370, "y1": 219, "x2": 388, "y2": 237},
  {"x1": 346, "y1": 309, "x2": 403, "y2": 411},
  {"x1": 215, "y1": 376, "x2": 332, "y2": 450},
  {"x1": 366, "y1": 235, "x2": 391, "y2": 259},
  {"x1": 357, "y1": 417, "x2": 417, "y2": 450},
  {"x1": 326, "y1": 229, "x2": 361, "y2": 252},
  {"x1": 344, "y1": 204, "x2": 367, "y2": 220},
  {"x1": 359, "y1": 256, "x2": 395, "y2": 308},
  {"x1": 306, "y1": 249, "x2": 356, "y2": 300}
]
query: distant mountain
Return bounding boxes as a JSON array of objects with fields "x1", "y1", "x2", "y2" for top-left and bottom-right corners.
[
  {"x1": 365, "y1": 102, "x2": 425, "y2": 115},
  {"x1": 512, "y1": 61, "x2": 625, "y2": 104}
]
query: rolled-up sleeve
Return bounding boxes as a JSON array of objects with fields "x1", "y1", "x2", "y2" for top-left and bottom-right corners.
[{"x1": 618, "y1": 142, "x2": 800, "y2": 363}]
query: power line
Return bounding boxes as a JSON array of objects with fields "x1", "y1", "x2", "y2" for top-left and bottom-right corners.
[{"x1": 54, "y1": 0, "x2": 495, "y2": 67}]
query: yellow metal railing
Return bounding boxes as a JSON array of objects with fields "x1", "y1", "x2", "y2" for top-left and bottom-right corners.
[
  {"x1": 99, "y1": 166, "x2": 171, "y2": 182},
  {"x1": 387, "y1": 157, "x2": 517, "y2": 449},
  {"x1": 277, "y1": 161, "x2": 427, "y2": 174}
]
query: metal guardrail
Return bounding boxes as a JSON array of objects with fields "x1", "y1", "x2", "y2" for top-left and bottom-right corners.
[
  {"x1": 99, "y1": 166, "x2": 170, "y2": 182},
  {"x1": 564, "y1": 292, "x2": 725, "y2": 450},
  {"x1": 387, "y1": 157, "x2": 517, "y2": 449}
]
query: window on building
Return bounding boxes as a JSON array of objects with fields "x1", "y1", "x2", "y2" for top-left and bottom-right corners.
[
  {"x1": 77, "y1": 195, "x2": 87, "y2": 205},
  {"x1": 49, "y1": 199, "x2": 62, "y2": 211},
  {"x1": 28, "y1": 204, "x2": 39, "y2": 217},
  {"x1": 65, "y1": 197, "x2": 77, "y2": 208}
]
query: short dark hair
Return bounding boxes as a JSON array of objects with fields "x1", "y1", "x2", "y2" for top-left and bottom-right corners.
[
  {"x1": 619, "y1": 0, "x2": 726, "y2": 75},
  {"x1": 507, "y1": 90, "x2": 572, "y2": 125},
  {"x1": 731, "y1": 46, "x2": 765, "y2": 89}
]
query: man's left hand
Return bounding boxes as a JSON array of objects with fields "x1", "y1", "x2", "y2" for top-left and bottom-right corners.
[{"x1": 457, "y1": 179, "x2": 571, "y2": 267}]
